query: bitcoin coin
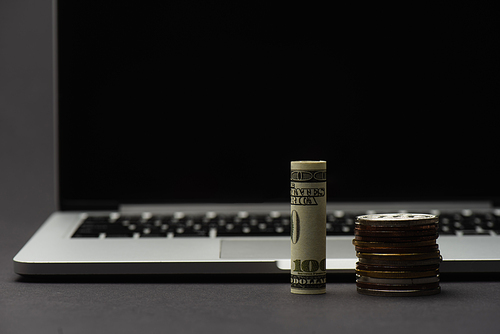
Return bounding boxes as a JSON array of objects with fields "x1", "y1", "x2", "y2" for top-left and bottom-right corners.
[
  {"x1": 354, "y1": 229, "x2": 438, "y2": 237},
  {"x1": 356, "y1": 262, "x2": 440, "y2": 272},
  {"x1": 354, "y1": 245, "x2": 439, "y2": 253},
  {"x1": 356, "y1": 275, "x2": 440, "y2": 285},
  {"x1": 357, "y1": 256, "x2": 442, "y2": 266},
  {"x1": 353, "y1": 234, "x2": 438, "y2": 243},
  {"x1": 356, "y1": 213, "x2": 439, "y2": 227},
  {"x1": 356, "y1": 282, "x2": 440, "y2": 290},
  {"x1": 352, "y1": 239, "x2": 437, "y2": 248},
  {"x1": 357, "y1": 286, "x2": 441, "y2": 297},
  {"x1": 355, "y1": 223, "x2": 439, "y2": 231},
  {"x1": 356, "y1": 251, "x2": 441, "y2": 261},
  {"x1": 355, "y1": 268, "x2": 439, "y2": 279}
]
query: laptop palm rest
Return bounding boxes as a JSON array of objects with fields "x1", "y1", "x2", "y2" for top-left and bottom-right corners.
[{"x1": 220, "y1": 238, "x2": 356, "y2": 260}]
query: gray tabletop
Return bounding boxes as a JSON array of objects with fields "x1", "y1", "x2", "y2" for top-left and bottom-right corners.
[
  {"x1": 2, "y1": 220, "x2": 500, "y2": 334},
  {"x1": 2, "y1": 1, "x2": 500, "y2": 333}
]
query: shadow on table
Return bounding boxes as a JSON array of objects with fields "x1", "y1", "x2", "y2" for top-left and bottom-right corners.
[
  {"x1": 15, "y1": 272, "x2": 500, "y2": 284},
  {"x1": 14, "y1": 273, "x2": 356, "y2": 284}
]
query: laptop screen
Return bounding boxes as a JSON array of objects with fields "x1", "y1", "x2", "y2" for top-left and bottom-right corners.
[{"x1": 57, "y1": 2, "x2": 499, "y2": 210}]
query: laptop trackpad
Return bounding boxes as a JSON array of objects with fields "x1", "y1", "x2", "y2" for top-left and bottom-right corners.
[
  {"x1": 220, "y1": 239, "x2": 356, "y2": 260},
  {"x1": 220, "y1": 239, "x2": 290, "y2": 259}
]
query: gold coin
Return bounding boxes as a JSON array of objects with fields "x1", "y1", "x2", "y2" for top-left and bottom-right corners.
[
  {"x1": 355, "y1": 223, "x2": 438, "y2": 232},
  {"x1": 356, "y1": 251, "x2": 440, "y2": 261},
  {"x1": 352, "y1": 239, "x2": 437, "y2": 248},
  {"x1": 355, "y1": 245, "x2": 439, "y2": 253},
  {"x1": 355, "y1": 268, "x2": 439, "y2": 279},
  {"x1": 356, "y1": 286, "x2": 441, "y2": 297},
  {"x1": 356, "y1": 262, "x2": 440, "y2": 272},
  {"x1": 356, "y1": 275, "x2": 440, "y2": 285},
  {"x1": 356, "y1": 281, "x2": 440, "y2": 290},
  {"x1": 356, "y1": 213, "x2": 439, "y2": 227},
  {"x1": 358, "y1": 256, "x2": 442, "y2": 266}
]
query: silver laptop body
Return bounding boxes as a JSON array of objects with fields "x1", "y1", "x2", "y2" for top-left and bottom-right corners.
[
  {"x1": 14, "y1": 1, "x2": 500, "y2": 276},
  {"x1": 14, "y1": 202, "x2": 500, "y2": 275}
]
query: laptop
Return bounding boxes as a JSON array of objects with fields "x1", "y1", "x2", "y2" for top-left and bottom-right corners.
[{"x1": 14, "y1": 1, "x2": 500, "y2": 275}]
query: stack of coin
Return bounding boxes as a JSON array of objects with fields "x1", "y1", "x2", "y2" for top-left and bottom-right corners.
[{"x1": 353, "y1": 213, "x2": 441, "y2": 296}]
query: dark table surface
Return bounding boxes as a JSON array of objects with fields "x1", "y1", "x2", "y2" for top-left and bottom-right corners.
[
  {"x1": 3, "y1": 217, "x2": 500, "y2": 334},
  {"x1": 2, "y1": 1, "x2": 500, "y2": 333}
]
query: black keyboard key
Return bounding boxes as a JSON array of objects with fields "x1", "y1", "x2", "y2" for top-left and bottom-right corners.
[
  {"x1": 73, "y1": 210, "x2": 498, "y2": 239},
  {"x1": 273, "y1": 222, "x2": 289, "y2": 235},
  {"x1": 217, "y1": 223, "x2": 245, "y2": 236},
  {"x1": 462, "y1": 230, "x2": 491, "y2": 236},
  {"x1": 438, "y1": 214, "x2": 456, "y2": 235},
  {"x1": 139, "y1": 223, "x2": 169, "y2": 237},
  {"x1": 170, "y1": 217, "x2": 210, "y2": 237},
  {"x1": 106, "y1": 233, "x2": 135, "y2": 238},
  {"x1": 140, "y1": 232, "x2": 168, "y2": 238},
  {"x1": 173, "y1": 225, "x2": 210, "y2": 237},
  {"x1": 326, "y1": 213, "x2": 355, "y2": 235},
  {"x1": 475, "y1": 213, "x2": 498, "y2": 230},
  {"x1": 116, "y1": 216, "x2": 141, "y2": 225},
  {"x1": 439, "y1": 225, "x2": 456, "y2": 235},
  {"x1": 437, "y1": 212, "x2": 498, "y2": 235},
  {"x1": 217, "y1": 214, "x2": 288, "y2": 236},
  {"x1": 72, "y1": 216, "x2": 109, "y2": 238},
  {"x1": 72, "y1": 232, "x2": 101, "y2": 238}
]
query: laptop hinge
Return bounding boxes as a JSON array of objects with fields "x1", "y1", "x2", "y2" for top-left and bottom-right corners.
[
  {"x1": 119, "y1": 203, "x2": 290, "y2": 215},
  {"x1": 119, "y1": 201, "x2": 494, "y2": 215}
]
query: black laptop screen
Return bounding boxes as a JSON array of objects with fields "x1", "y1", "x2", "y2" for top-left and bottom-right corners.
[{"x1": 57, "y1": 2, "x2": 499, "y2": 210}]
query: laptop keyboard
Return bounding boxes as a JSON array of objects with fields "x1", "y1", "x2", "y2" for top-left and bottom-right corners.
[{"x1": 71, "y1": 210, "x2": 500, "y2": 238}]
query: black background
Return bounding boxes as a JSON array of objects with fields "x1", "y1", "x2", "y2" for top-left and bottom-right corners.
[
  {"x1": 58, "y1": 1, "x2": 500, "y2": 208},
  {"x1": 2, "y1": 3, "x2": 500, "y2": 333}
]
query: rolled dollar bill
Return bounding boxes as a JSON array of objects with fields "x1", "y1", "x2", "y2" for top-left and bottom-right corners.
[{"x1": 290, "y1": 161, "x2": 327, "y2": 294}]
